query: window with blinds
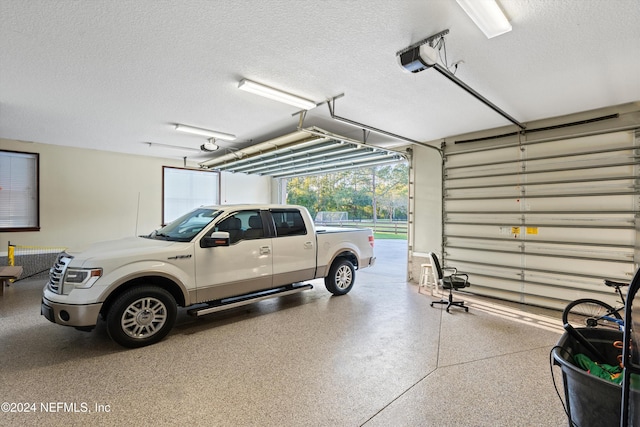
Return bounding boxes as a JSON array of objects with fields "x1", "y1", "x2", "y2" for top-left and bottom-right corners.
[
  {"x1": 0, "y1": 150, "x2": 39, "y2": 231},
  {"x1": 162, "y1": 166, "x2": 220, "y2": 225}
]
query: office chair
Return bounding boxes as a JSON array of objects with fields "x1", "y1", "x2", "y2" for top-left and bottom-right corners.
[{"x1": 428, "y1": 252, "x2": 470, "y2": 312}]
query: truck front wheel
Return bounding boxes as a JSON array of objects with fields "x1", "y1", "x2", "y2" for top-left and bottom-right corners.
[
  {"x1": 106, "y1": 286, "x2": 177, "y2": 348},
  {"x1": 325, "y1": 258, "x2": 355, "y2": 295}
]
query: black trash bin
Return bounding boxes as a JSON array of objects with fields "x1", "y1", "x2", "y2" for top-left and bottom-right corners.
[{"x1": 552, "y1": 327, "x2": 639, "y2": 427}]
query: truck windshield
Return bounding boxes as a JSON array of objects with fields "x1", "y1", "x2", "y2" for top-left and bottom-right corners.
[{"x1": 146, "y1": 208, "x2": 222, "y2": 242}]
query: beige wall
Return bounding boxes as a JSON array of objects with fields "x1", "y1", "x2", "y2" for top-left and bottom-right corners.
[
  {"x1": 409, "y1": 144, "x2": 442, "y2": 282},
  {"x1": 0, "y1": 139, "x2": 272, "y2": 252}
]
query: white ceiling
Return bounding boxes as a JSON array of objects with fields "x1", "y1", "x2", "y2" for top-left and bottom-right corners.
[{"x1": 1, "y1": 0, "x2": 639, "y2": 163}]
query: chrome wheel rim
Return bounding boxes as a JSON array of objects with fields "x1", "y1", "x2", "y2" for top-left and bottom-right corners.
[
  {"x1": 121, "y1": 297, "x2": 167, "y2": 339},
  {"x1": 335, "y1": 265, "x2": 353, "y2": 290}
]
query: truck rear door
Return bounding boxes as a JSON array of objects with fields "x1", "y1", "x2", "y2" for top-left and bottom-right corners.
[{"x1": 269, "y1": 208, "x2": 316, "y2": 287}]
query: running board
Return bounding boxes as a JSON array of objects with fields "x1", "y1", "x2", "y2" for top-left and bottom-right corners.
[{"x1": 187, "y1": 284, "x2": 313, "y2": 317}]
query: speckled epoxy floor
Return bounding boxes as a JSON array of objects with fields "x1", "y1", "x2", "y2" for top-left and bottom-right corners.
[{"x1": 0, "y1": 240, "x2": 569, "y2": 426}]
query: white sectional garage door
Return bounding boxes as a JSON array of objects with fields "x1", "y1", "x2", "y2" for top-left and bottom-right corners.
[{"x1": 443, "y1": 130, "x2": 639, "y2": 310}]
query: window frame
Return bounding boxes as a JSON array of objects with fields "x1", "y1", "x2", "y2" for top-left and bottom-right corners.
[{"x1": 0, "y1": 149, "x2": 40, "y2": 232}]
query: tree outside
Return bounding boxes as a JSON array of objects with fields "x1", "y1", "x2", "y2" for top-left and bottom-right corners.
[{"x1": 285, "y1": 163, "x2": 409, "y2": 222}]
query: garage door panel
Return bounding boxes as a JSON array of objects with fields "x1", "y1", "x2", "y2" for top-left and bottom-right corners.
[
  {"x1": 446, "y1": 163, "x2": 635, "y2": 188},
  {"x1": 521, "y1": 194, "x2": 634, "y2": 211},
  {"x1": 446, "y1": 212, "x2": 525, "y2": 225},
  {"x1": 446, "y1": 236, "x2": 522, "y2": 253},
  {"x1": 525, "y1": 132, "x2": 633, "y2": 156},
  {"x1": 522, "y1": 254, "x2": 629, "y2": 279},
  {"x1": 524, "y1": 164, "x2": 635, "y2": 184},
  {"x1": 446, "y1": 198, "x2": 522, "y2": 212},
  {"x1": 443, "y1": 130, "x2": 638, "y2": 308},
  {"x1": 523, "y1": 213, "x2": 634, "y2": 228},
  {"x1": 445, "y1": 164, "x2": 521, "y2": 180},
  {"x1": 468, "y1": 275, "x2": 524, "y2": 294},
  {"x1": 446, "y1": 177, "x2": 636, "y2": 200},
  {"x1": 522, "y1": 178, "x2": 635, "y2": 197},
  {"x1": 524, "y1": 152, "x2": 636, "y2": 172},
  {"x1": 447, "y1": 247, "x2": 523, "y2": 269},
  {"x1": 524, "y1": 242, "x2": 633, "y2": 263},
  {"x1": 522, "y1": 226, "x2": 633, "y2": 245},
  {"x1": 445, "y1": 146, "x2": 520, "y2": 168}
]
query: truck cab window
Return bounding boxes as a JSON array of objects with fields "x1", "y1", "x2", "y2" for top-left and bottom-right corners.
[
  {"x1": 215, "y1": 210, "x2": 265, "y2": 242},
  {"x1": 272, "y1": 210, "x2": 307, "y2": 237}
]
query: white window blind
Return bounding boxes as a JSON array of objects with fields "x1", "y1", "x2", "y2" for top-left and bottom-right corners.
[
  {"x1": 163, "y1": 167, "x2": 220, "y2": 224},
  {"x1": 0, "y1": 150, "x2": 39, "y2": 230}
]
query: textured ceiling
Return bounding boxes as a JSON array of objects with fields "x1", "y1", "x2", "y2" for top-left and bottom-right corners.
[{"x1": 1, "y1": 0, "x2": 639, "y2": 163}]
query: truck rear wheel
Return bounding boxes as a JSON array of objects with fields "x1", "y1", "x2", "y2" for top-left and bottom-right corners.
[
  {"x1": 325, "y1": 258, "x2": 355, "y2": 295},
  {"x1": 106, "y1": 286, "x2": 177, "y2": 348}
]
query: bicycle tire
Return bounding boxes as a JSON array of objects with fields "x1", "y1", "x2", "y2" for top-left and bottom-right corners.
[{"x1": 562, "y1": 298, "x2": 623, "y2": 331}]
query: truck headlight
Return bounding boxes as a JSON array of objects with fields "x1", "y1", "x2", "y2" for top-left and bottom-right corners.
[{"x1": 63, "y1": 268, "x2": 102, "y2": 293}]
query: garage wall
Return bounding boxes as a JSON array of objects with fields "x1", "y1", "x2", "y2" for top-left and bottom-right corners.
[
  {"x1": 410, "y1": 102, "x2": 640, "y2": 310},
  {"x1": 220, "y1": 170, "x2": 272, "y2": 205},
  {"x1": 409, "y1": 143, "x2": 443, "y2": 282},
  {"x1": 0, "y1": 138, "x2": 272, "y2": 252}
]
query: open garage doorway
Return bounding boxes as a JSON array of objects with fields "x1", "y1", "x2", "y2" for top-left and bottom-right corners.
[{"x1": 281, "y1": 163, "x2": 409, "y2": 241}]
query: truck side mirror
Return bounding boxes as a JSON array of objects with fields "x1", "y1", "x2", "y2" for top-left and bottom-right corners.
[{"x1": 200, "y1": 231, "x2": 230, "y2": 248}]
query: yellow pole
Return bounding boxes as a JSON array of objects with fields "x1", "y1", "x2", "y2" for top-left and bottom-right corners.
[
  {"x1": 7, "y1": 243, "x2": 16, "y2": 284},
  {"x1": 8, "y1": 243, "x2": 15, "y2": 267}
]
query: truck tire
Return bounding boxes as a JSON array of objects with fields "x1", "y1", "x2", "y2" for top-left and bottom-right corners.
[
  {"x1": 106, "y1": 286, "x2": 177, "y2": 348},
  {"x1": 325, "y1": 258, "x2": 355, "y2": 295}
]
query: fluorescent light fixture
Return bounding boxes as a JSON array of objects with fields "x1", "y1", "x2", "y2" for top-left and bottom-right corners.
[
  {"x1": 238, "y1": 79, "x2": 317, "y2": 110},
  {"x1": 456, "y1": 0, "x2": 512, "y2": 39},
  {"x1": 175, "y1": 124, "x2": 236, "y2": 141},
  {"x1": 146, "y1": 142, "x2": 201, "y2": 152}
]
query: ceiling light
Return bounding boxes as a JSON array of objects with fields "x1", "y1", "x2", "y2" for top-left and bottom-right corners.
[
  {"x1": 200, "y1": 139, "x2": 219, "y2": 152},
  {"x1": 175, "y1": 124, "x2": 236, "y2": 141},
  {"x1": 456, "y1": 0, "x2": 512, "y2": 39},
  {"x1": 238, "y1": 79, "x2": 317, "y2": 110},
  {"x1": 146, "y1": 142, "x2": 201, "y2": 152}
]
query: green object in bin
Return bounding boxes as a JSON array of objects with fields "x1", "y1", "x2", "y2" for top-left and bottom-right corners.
[{"x1": 574, "y1": 353, "x2": 623, "y2": 385}]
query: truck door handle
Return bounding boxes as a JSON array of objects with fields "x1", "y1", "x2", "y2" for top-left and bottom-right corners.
[
  {"x1": 260, "y1": 246, "x2": 271, "y2": 254},
  {"x1": 304, "y1": 241, "x2": 313, "y2": 249}
]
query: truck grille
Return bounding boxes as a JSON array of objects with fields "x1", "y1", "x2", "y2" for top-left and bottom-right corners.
[{"x1": 47, "y1": 253, "x2": 72, "y2": 294}]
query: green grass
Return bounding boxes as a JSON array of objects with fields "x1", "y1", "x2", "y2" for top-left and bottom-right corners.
[{"x1": 373, "y1": 232, "x2": 407, "y2": 240}]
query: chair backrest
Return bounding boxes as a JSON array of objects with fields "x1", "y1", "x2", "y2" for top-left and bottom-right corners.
[
  {"x1": 429, "y1": 251, "x2": 469, "y2": 290},
  {"x1": 428, "y1": 252, "x2": 444, "y2": 280},
  {"x1": 244, "y1": 215, "x2": 264, "y2": 239},
  {"x1": 217, "y1": 216, "x2": 243, "y2": 243}
]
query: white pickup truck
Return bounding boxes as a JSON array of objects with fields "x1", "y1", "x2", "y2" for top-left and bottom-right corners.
[{"x1": 41, "y1": 204, "x2": 375, "y2": 348}]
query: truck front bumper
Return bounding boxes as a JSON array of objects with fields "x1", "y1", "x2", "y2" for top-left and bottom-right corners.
[{"x1": 41, "y1": 297, "x2": 102, "y2": 328}]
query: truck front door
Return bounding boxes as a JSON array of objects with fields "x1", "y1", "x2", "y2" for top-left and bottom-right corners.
[{"x1": 194, "y1": 209, "x2": 273, "y2": 302}]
